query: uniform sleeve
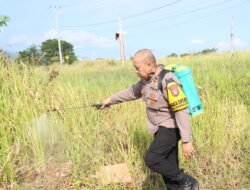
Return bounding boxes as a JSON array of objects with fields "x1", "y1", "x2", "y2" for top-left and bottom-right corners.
[
  {"x1": 110, "y1": 80, "x2": 143, "y2": 104},
  {"x1": 162, "y1": 72, "x2": 192, "y2": 142},
  {"x1": 175, "y1": 108, "x2": 192, "y2": 142}
]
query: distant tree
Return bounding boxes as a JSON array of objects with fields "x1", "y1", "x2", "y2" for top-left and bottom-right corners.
[
  {"x1": 0, "y1": 16, "x2": 10, "y2": 29},
  {"x1": 167, "y1": 53, "x2": 178, "y2": 57},
  {"x1": 180, "y1": 52, "x2": 190, "y2": 57},
  {"x1": 41, "y1": 39, "x2": 77, "y2": 64},
  {"x1": 200, "y1": 48, "x2": 217, "y2": 54},
  {"x1": 18, "y1": 45, "x2": 42, "y2": 65}
]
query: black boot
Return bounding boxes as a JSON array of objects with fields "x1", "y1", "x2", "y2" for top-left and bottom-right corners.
[
  {"x1": 163, "y1": 176, "x2": 180, "y2": 190},
  {"x1": 176, "y1": 171, "x2": 199, "y2": 190}
]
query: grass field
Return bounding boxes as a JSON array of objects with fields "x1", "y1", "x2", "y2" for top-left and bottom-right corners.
[{"x1": 0, "y1": 51, "x2": 249, "y2": 190}]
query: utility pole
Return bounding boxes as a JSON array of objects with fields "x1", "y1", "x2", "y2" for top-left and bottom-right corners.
[
  {"x1": 230, "y1": 16, "x2": 234, "y2": 54},
  {"x1": 50, "y1": 5, "x2": 63, "y2": 64},
  {"x1": 118, "y1": 17, "x2": 125, "y2": 62}
]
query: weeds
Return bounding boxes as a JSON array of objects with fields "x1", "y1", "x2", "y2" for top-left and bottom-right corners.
[{"x1": 0, "y1": 52, "x2": 249, "y2": 189}]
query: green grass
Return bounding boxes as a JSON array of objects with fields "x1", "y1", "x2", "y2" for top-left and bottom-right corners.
[{"x1": 0, "y1": 51, "x2": 249, "y2": 189}]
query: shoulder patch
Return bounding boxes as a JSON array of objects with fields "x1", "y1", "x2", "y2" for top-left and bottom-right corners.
[{"x1": 165, "y1": 80, "x2": 188, "y2": 111}]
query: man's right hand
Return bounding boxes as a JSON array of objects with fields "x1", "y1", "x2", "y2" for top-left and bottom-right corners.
[
  {"x1": 101, "y1": 97, "x2": 112, "y2": 109},
  {"x1": 182, "y1": 141, "x2": 195, "y2": 159}
]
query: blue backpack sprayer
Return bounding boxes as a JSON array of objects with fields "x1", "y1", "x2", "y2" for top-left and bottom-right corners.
[{"x1": 159, "y1": 64, "x2": 203, "y2": 116}]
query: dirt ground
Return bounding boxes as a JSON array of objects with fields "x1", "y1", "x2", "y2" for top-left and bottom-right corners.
[{"x1": 0, "y1": 159, "x2": 80, "y2": 190}]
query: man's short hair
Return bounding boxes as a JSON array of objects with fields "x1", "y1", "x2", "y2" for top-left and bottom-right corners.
[{"x1": 134, "y1": 49, "x2": 156, "y2": 65}]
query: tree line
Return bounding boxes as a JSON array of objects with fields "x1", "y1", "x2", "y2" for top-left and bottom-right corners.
[
  {"x1": 167, "y1": 48, "x2": 217, "y2": 57},
  {"x1": 18, "y1": 39, "x2": 77, "y2": 65},
  {"x1": 1, "y1": 15, "x2": 77, "y2": 65}
]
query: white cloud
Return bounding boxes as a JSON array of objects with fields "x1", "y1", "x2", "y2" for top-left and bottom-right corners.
[
  {"x1": 3, "y1": 29, "x2": 115, "y2": 57},
  {"x1": 7, "y1": 34, "x2": 40, "y2": 47},
  {"x1": 43, "y1": 29, "x2": 115, "y2": 48},
  {"x1": 216, "y1": 37, "x2": 248, "y2": 51},
  {"x1": 233, "y1": 37, "x2": 247, "y2": 48},
  {"x1": 189, "y1": 38, "x2": 205, "y2": 45},
  {"x1": 216, "y1": 41, "x2": 229, "y2": 51},
  {"x1": 5, "y1": 29, "x2": 114, "y2": 49}
]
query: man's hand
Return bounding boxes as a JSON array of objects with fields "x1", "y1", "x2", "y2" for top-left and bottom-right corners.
[
  {"x1": 101, "y1": 97, "x2": 112, "y2": 109},
  {"x1": 182, "y1": 141, "x2": 195, "y2": 159}
]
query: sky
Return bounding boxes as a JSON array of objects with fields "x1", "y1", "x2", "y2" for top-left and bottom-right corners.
[{"x1": 0, "y1": 0, "x2": 249, "y2": 59}]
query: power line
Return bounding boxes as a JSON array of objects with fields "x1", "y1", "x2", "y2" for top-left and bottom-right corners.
[
  {"x1": 61, "y1": 0, "x2": 107, "y2": 9},
  {"x1": 126, "y1": 0, "x2": 234, "y2": 29},
  {"x1": 122, "y1": 0, "x2": 182, "y2": 20},
  {"x1": 126, "y1": 0, "x2": 250, "y2": 42},
  {"x1": 60, "y1": 0, "x2": 182, "y2": 28}
]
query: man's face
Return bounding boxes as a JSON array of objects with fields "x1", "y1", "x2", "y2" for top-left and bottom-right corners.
[{"x1": 133, "y1": 58, "x2": 150, "y2": 80}]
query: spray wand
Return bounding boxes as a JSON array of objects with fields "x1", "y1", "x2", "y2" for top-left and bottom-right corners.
[{"x1": 47, "y1": 103, "x2": 111, "y2": 113}]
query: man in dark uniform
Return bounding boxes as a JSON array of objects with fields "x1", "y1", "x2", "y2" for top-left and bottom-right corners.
[{"x1": 101, "y1": 49, "x2": 199, "y2": 190}]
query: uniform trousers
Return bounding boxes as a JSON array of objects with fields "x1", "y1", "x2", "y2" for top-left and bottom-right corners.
[{"x1": 145, "y1": 126, "x2": 181, "y2": 184}]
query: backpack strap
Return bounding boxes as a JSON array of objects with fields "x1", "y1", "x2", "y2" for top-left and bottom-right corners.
[{"x1": 157, "y1": 69, "x2": 171, "y2": 92}]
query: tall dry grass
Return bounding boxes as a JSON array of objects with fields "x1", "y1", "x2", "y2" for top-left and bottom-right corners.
[{"x1": 0, "y1": 51, "x2": 249, "y2": 189}]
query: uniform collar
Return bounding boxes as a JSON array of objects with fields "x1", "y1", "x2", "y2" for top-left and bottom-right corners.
[{"x1": 146, "y1": 65, "x2": 164, "y2": 83}]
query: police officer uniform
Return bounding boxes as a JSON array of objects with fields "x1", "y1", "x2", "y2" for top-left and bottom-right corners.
[{"x1": 109, "y1": 65, "x2": 198, "y2": 190}]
